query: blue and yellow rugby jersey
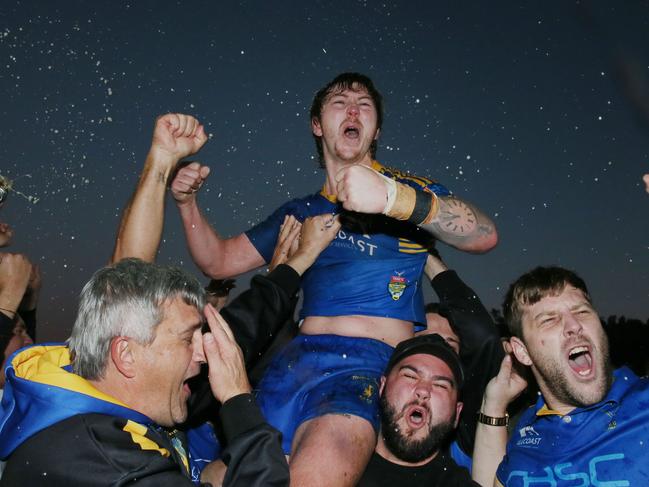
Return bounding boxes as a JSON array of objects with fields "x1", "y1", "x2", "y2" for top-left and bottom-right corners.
[
  {"x1": 497, "y1": 367, "x2": 649, "y2": 487},
  {"x1": 245, "y1": 161, "x2": 450, "y2": 325}
]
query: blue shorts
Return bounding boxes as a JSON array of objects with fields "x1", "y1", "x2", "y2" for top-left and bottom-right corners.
[{"x1": 255, "y1": 334, "x2": 394, "y2": 454}]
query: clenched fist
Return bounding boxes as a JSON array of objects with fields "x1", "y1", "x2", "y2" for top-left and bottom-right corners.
[
  {"x1": 149, "y1": 113, "x2": 208, "y2": 167},
  {"x1": 335, "y1": 164, "x2": 388, "y2": 214}
]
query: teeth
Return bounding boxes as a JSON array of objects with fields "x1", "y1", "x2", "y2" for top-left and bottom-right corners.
[{"x1": 569, "y1": 346, "x2": 588, "y2": 355}]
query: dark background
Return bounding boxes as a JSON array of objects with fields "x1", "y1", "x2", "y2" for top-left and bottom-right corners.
[{"x1": 1, "y1": 1, "x2": 648, "y2": 342}]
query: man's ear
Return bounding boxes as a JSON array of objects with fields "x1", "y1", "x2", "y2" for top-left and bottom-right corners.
[
  {"x1": 374, "y1": 128, "x2": 381, "y2": 140},
  {"x1": 311, "y1": 117, "x2": 323, "y2": 136},
  {"x1": 378, "y1": 375, "x2": 387, "y2": 396},
  {"x1": 454, "y1": 401, "x2": 464, "y2": 428},
  {"x1": 510, "y1": 336, "x2": 533, "y2": 367},
  {"x1": 110, "y1": 336, "x2": 136, "y2": 379}
]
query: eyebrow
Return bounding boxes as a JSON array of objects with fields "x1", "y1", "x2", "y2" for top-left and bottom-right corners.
[
  {"x1": 532, "y1": 301, "x2": 592, "y2": 322},
  {"x1": 177, "y1": 320, "x2": 203, "y2": 335},
  {"x1": 328, "y1": 92, "x2": 373, "y2": 102},
  {"x1": 532, "y1": 310, "x2": 556, "y2": 322}
]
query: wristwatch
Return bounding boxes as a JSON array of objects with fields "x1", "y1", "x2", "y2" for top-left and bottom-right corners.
[{"x1": 477, "y1": 411, "x2": 509, "y2": 426}]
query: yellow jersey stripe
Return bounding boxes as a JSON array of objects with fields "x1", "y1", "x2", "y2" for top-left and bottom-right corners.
[{"x1": 123, "y1": 420, "x2": 170, "y2": 457}]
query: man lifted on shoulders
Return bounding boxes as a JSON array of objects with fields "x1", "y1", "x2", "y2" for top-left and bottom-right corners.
[{"x1": 114, "y1": 73, "x2": 498, "y2": 487}]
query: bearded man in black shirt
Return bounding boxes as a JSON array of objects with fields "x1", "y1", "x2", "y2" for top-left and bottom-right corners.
[{"x1": 357, "y1": 334, "x2": 479, "y2": 487}]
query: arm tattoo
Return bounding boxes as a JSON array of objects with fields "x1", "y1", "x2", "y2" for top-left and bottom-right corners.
[
  {"x1": 426, "y1": 196, "x2": 496, "y2": 248},
  {"x1": 437, "y1": 198, "x2": 477, "y2": 235},
  {"x1": 157, "y1": 170, "x2": 167, "y2": 184}
]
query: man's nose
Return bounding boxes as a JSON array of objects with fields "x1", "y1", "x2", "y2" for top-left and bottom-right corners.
[
  {"x1": 563, "y1": 313, "x2": 583, "y2": 338},
  {"x1": 347, "y1": 102, "x2": 359, "y2": 116},
  {"x1": 414, "y1": 381, "x2": 431, "y2": 400},
  {"x1": 192, "y1": 330, "x2": 207, "y2": 364}
]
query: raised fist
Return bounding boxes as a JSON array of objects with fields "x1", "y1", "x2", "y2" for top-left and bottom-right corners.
[
  {"x1": 170, "y1": 162, "x2": 211, "y2": 206},
  {"x1": 335, "y1": 164, "x2": 388, "y2": 214},
  {"x1": 150, "y1": 113, "x2": 208, "y2": 164}
]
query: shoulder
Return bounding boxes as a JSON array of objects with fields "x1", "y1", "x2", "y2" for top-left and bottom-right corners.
[
  {"x1": 612, "y1": 367, "x2": 649, "y2": 411},
  {"x1": 373, "y1": 161, "x2": 450, "y2": 195},
  {"x1": 261, "y1": 191, "x2": 331, "y2": 220}
]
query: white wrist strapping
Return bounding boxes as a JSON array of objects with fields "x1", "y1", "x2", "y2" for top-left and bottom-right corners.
[{"x1": 382, "y1": 175, "x2": 398, "y2": 214}]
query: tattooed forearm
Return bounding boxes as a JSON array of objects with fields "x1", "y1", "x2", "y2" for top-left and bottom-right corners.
[{"x1": 425, "y1": 196, "x2": 498, "y2": 253}]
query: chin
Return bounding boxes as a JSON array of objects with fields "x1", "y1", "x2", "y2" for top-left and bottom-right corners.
[{"x1": 564, "y1": 365, "x2": 612, "y2": 407}]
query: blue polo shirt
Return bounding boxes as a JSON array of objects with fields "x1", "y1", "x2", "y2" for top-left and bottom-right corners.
[
  {"x1": 245, "y1": 161, "x2": 450, "y2": 326},
  {"x1": 497, "y1": 367, "x2": 649, "y2": 486}
]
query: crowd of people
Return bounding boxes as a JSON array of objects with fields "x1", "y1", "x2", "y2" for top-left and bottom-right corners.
[{"x1": 0, "y1": 73, "x2": 647, "y2": 486}]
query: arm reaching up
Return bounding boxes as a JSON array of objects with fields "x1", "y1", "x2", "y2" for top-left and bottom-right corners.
[
  {"x1": 0, "y1": 252, "x2": 33, "y2": 366},
  {"x1": 472, "y1": 353, "x2": 527, "y2": 487},
  {"x1": 170, "y1": 161, "x2": 265, "y2": 278},
  {"x1": 111, "y1": 113, "x2": 208, "y2": 263}
]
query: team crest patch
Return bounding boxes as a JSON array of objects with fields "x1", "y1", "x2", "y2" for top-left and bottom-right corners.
[{"x1": 388, "y1": 273, "x2": 408, "y2": 301}]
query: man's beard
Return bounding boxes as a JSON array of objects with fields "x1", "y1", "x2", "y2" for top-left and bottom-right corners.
[
  {"x1": 530, "y1": 332, "x2": 613, "y2": 409},
  {"x1": 379, "y1": 394, "x2": 456, "y2": 464}
]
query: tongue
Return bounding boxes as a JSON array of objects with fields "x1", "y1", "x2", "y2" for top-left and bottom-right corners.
[
  {"x1": 345, "y1": 129, "x2": 359, "y2": 139},
  {"x1": 569, "y1": 353, "x2": 591, "y2": 374}
]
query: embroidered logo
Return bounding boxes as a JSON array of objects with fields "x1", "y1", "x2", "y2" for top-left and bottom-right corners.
[
  {"x1": 516, "y1": 425, "x2": 542, "y2": 447},
  {"x1": 388, "y1": 273, "x2": 407, "y2": 301}
]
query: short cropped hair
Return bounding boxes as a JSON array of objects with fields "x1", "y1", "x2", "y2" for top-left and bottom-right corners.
[
  {"x1": 503, "y1": 266, "x2": 591, "y2": 339},
  {"x1": 310, "y1": 72, "x2": 384, "y2": 168},
  {"x1": 69, "y1": 258, "x2": 205, "y2": 380}
]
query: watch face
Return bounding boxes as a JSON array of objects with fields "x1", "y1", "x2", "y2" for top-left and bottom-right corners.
[{"x1": 444, "y1": 199, "x2": 476, "y2": 235}]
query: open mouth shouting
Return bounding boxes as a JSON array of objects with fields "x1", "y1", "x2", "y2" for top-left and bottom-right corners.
[
  {"x1": 183, "y1": 369, "x2": 202, "y2": 399},
  {"x1": 342, "y1": 122, "x2": 361, "y2": 140},
  {"x1": 182, "y1": 379, "x2": 192, "y2": 398},
  {"x1": 404, "y1": 404, "x2": 430, "y2": 431},
  {"x1": 567, "y1": 344, "x2": 594, "y2": 379}
]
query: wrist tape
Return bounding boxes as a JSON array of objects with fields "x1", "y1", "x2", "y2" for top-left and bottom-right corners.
[{"x1": 383, "y1": 177, "x2": 438, "y2": 224}]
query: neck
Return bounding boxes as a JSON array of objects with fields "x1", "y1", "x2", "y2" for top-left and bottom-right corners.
[
  {"x1": 89, "y1": 375, "x2": 149, "y2": 418},
  {"x1": 89, "y1": 376, "x2": 127, "y2": 402},
  {"x1": 375, "y1": 433, "x2": 438, "y2": 467},
  {"x1": 534, "y1": 375, "x2": 577, "y2": 416}
]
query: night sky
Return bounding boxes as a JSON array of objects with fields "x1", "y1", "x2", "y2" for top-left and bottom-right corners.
[{"x1": 1, "y1": 1, "x2": 648, "y2": 342}]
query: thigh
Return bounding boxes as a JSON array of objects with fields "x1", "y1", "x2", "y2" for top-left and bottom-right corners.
[
  {"x1": 289, "y1": 414, "x2": 377, "y2": 487},
  {"x1": 256, "y1": 334, "x2": 392, "y2": 454}
]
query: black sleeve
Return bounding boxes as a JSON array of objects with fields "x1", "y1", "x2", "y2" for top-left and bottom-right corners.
[
  {"x1": 219, "y1": 264, "x2": 300, "y2": 365},
  {"x1": 1, "y1": 414, "x2": 198, "y2": 487},
  {"x1": 19, "y1": 308, "x2": 37, "y2": 342},
  {"x1": 1, "y1": 311, "x2": 15, "y2": 358},
  {"x1": 219, "y1": 393, "x2": 289, "y2": 487},
  {"x1": 431, "y1": 270, "x2": 504, "y2": 455}
]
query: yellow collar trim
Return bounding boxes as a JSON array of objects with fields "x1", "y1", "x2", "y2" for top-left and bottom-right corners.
[
  {"x1": 12, "y1": 345, "x2": 130, "y2": 409},
  {"x1": 537, "y1": 404, "x2": 565, "y2": 416}
]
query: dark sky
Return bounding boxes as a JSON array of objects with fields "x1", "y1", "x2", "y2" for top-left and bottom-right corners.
[{"x1": 1, "y1": 1, "x2": 648, "y2": 342}]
